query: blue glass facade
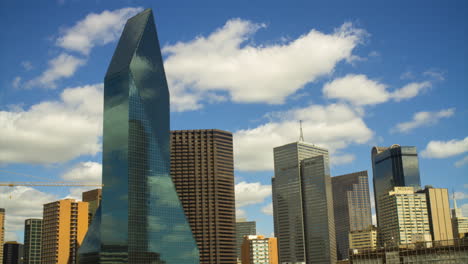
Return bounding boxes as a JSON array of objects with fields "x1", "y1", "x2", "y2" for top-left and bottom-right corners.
[
  {"x1": 372, "y1": 145, "x2": 421, "y2": 245},
  {"x1": 78, "y1": 9, "x2": 199, "y2": 264}
]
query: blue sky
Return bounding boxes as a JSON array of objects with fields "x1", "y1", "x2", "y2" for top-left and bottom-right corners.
[{"x1": 0, "y1": 0, "x2": 467, "y2": 242}]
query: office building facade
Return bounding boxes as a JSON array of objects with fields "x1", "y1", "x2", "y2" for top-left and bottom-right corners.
[
  {"x1": 349, "y1": 226, "x2": 377, "y2": 251},
  {"x1": 379, "y1": 187, "x2": 431, "y2": 246},
  {"x1": 332, "y1": 171, "x2": 372, "y2": 260},
  {"x1": 236, "y1": 219, "x2": 256, "y2": 262},
  {"x1": 452, "y1": 197, "x2": 468, "y2": 238},
  {"x1": 24, "y1": 219, "x2": 42, "y2": 264},
  {"x1": 42, "y1": 199, "x2": 88, "y2": 264},
  {"x1": 3, "y1": 241, "x2": 23, "y2": 264},
  {"x1": 371, "y1": 145, "x2": 421, "y2": 244},
  {"x1": 171, "y1": 129, "x2": 236, "y2": 264},
  {"x1": 241, "y1": 235, "x2": 278, "y2": 264},
  {"x1": 417, "y1": 187, "x2": 453, "y2": 241},
  {"x1": 0, "y1": 208, "x2": 4, "y2": 264},
  {"x1": 82, "y1": 189, "x2": 101, "y2": 225},
  {"x1": 78, "y1": 9, "x2": 199, "y2": 263},
  {"x1": 272, "y1": 141, "x2": 336, "y2": 264}
]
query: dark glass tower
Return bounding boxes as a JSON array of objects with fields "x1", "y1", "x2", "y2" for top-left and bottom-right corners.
[
  {"x1": 332, "y1": 171, "x2": 372, "y2": 260},
  {"x1": 78, "y1": 9, "x2": 199, "y2": 264},
  {"x1": 24, "y1": 219, "x2": 42, "y2": 264},
  {"x1": 235, "y1": 220, "x2": 256, "y2": 261},
  {"x1": 371, "y1": 145, "x2": 421, "y2": 245}
]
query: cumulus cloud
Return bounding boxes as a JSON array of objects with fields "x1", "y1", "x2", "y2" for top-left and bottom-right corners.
[
  {"x1": 62, "y1": 161, "x2": 102, "y2": 183},
  {"x1": 0, "y1": 84, "x2": 103, "y2": 164},
  {"x1": 25, "y1": 53, "x2": 86, "y2": 89},
  {"x1": 235, "y1": 182, "x2": 272, "y2": 207},
  {"x1": 330, "y1": 154, "x2": 356, "y2": 165},
  {"x1": 423, "y1": 69, "x2": 445, "y2": 81},
  {"x1": 236, "y1": 208, "x2": 247, "y2": 219},
  {"x1": 163, "y1": 20, "x2": 366, "y2": 111},
  {"x1": 261, "y1": 203, "x2": 273, "y2": 216},
  {"x1": 454, "y1": 192, "x2": 468, "y2": 200},
  {"x1": 421, "y1": 137, "x2": 468, "y2": 158},
  {"x1": 455, "y1": 156, "x2": 468, "y2": 168},
  {"x1": 322, "y1": 74, "x2": 432, "y2": 106},
  {"x1": 393, "y1": 108, "x2": 455, "y2": 133},
  {"x1": 56, "y1": 7, "x2": 143, "y2": 55},
  {"x1": 234, "y1": 103, "x2": 373, "y2": 171}
]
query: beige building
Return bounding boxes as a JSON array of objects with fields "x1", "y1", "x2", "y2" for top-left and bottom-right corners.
[
  {"x1": 452, "y1": 196, "x2": 468, "y2": 238},
  {"x1": 241, "y1": 235, "x2": 278, "y2": 264},
  {"x1": 417, "y1": 187, "x2": 454, "y2": 241},
  {"x1": 349, "y1": 226, "x2": 378, "y2": 251},
  {"x1": 82, "y1": 189, "x2": 101, "y2": 225},
  {"x1": 0, "y1": 208, "x2": 4, "y2": 264},
  {"x1": 379, "y1": 187, "x2": 431, "y2": 246},
  {"x1": 42, "y1": 199, "x2": 88, "y2": 264}
]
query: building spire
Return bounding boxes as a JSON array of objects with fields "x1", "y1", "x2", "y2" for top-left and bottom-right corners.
[
  {"x1": 299, "y1": 120, "x2": 304, "y2": 142},
  {"x1": 453, "y1": 189, "x2": 458, "y2": 210}
]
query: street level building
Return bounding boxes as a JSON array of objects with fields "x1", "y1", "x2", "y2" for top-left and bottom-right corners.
[
  {"x1": 379, "y1": 187, "x2": 431, "y2": 246},
  {"x1": 42, "y1": 199, "x2": 88, "y2": 264},
  {"x1": 236, "y1": 219, "x2": 256, "y2": 262},
  {"x1": 349, "y1": 226, "x2": 377, "y2": 251},
  {"x1": 77, "y1": 9, "x2": 199, "y2": 264},
  {"x1": 3, "y1": 241, "x2": 23, "y2": 264},
  {"x1": 23, "y1": 219, "x2": 42, "y2": 264},
  {"x1": 332, "y1": 171, "x2": 372, "y2": 260},
  {"x1": 241, "y1": 235, "x2": 278, "y2": 264},
  {"x1": 417, "y1": 186, "x2": 454, "y2": 241},
  {"x1": 272, "y1": 141, "x2": 336, "y2": 264},
  {"x1": 0, "y1": 208, "x2": 4, "y2": 264},
  {"x1": 371, "y1": 145, "x2": 421, "y2": 246},
  {"x1": 171, "y1": 129, "x2": 236, "y2": 264},
  {"x1": 82, "y1": 189, "x2": 101, "y2": 225}
]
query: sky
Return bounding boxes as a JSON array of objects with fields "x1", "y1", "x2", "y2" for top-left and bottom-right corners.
[{"x1": 0, "y1": 0, "x2": 467, "y2": 243}]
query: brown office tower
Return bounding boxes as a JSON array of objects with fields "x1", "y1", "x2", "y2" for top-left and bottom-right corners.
[
  {"x1": 82, "y1": 189, "x2": 102, "y2": 225},
  {"x1": 171, "y1": 129, "x2": 236, "y2": 264},
  {"x1": 42, "y1": 199, "x2": 88, "y2": 264}
]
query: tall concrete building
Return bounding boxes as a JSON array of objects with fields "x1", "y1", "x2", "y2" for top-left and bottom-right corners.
[
  {"x1": 371, "y1": 145, "x2": 421, "y2": 245},
  {"x1": 171, "y1": 129, "x2": 236, "y2": 264},
  {"x1": 236, "y1": 219, "x2": 256, "y2": 262},
  {"x1": 0, "y1": 208, "x2": 4, "y2": 264},
  {"x1": 417, "y1": 187, "x2": 453, "y2": 241},
  {"x1": 77, "y1": 9, "x2": 199, "y2": 264},
  {"x1": 82, "y1": 189, "x2": 101, "y2": 225},
  {"x1": 42, "y1": 199, "x2": 88, "y2": 264},
  {"x1": 452, "y1": 195, "x2": 468, "y2": 238},
  {"x1": 24, "y1": 219, "x2": 42, "y2": 264},
  {"x1": 3, "y1": 241, "x2": 23, "y2": 264},
  {"x1": 272, "y1": 141, "x2": 336, "y2": 264},
  {"x1": 379, "y1": 187, "x2": 431, "y2": 246},
  {"x1": 332, "y1": 171, "x2": 372, "y2": 260},
  {"x1": 241, "y1": 235, "x2": 278, "y2": 264}
]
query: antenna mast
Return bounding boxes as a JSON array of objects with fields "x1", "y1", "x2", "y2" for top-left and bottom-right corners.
[{"x1": 299, "y1": 120, "x2": 304, "y2": 142}]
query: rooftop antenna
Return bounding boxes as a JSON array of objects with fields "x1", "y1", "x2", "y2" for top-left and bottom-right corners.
[
  {"x1": 299, "y1": 120, "x2": 304, "y2": 142},
  {"x1": 453, "y1": 188, "x2": 458, "y2": 210}
]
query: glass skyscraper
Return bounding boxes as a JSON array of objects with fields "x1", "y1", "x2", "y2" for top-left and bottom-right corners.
[
  {"x1": 78, "y1": 9, "x2": 199, "y2": 264},
  {"x1": 371, "y1": 145, "x2": 421, "y2": 245},
  {"x1": 272, "y1": 142, "x2": 336, "y2": 264}
]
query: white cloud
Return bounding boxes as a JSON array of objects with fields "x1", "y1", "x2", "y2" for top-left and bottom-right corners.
[
  {"x1": 56, "y1": 7, "x2": 143, "y2": 55},
  {"x1": 400, "y1": 71, "x2": 414, "y2": 80},
  {"x1": 236, "y1": 208, "x2": 246, "y2": 219},
  {"x1": 261, "y1": 203, "x2": 273, "y2": 216},
  {"x1": 421, "y1": 137, "x2": 468, "y2": 158},
  {"x1": 393, "y1": 108, "x2": 455, "y2": 133},
  {"x1": 62, "y1": 161, "x2": 102, "y2": 183},
  {"x1": 423, "y1": 69, "x2": 445, "y2": 81},
  {"x1": 0, "y1": 187, "x2": 58, "y2": 236},
  {"x1": 5, "y1": 231, "x2": 18, "y2": 242},
  {"x1": 330, "y1": 154, "x2": 356, "y2": 165},
  {"x1": 322, "y1": 74, "x2": 431, "y2": 106},
  {"x1": 234, "y1": 103, "x2": 373, "y2": 171},
  {"x1": 163, "y1": 20, "x2": 366, "y2": 111},
  {"x1": 454, "y1": 192, "x2": 468, "y2": 200},
  {"x1": 0, "y1": 84, "x2": 103, "y2": 164},
  {"x1": 391, "y1": 81, "x2": 431, "y2": 101},
  {"x1": 455, "y1": 156, "x2": 468, "y2": 168},
  {"x1": 21, "y1": 61, "x2": 33, "y2": 71},
  {"x1": 235, "y1": 181, "x2": 272, "y2": 207},
  {"x1": 12, "y1": 76, "x2": 21, "y2": 88},
  {"x1": 26, "y1": 53, "x2": 86, "y2": 89}
]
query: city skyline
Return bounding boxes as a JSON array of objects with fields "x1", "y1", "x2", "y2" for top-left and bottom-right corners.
[{"x1": 0, "y1": 0, "x2": 467, "y2": 245}]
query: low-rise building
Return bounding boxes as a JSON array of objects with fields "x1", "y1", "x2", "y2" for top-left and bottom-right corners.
[
  {"x1": 241, "y1": 235, "x2": 278, "y2": 264},
  {"x1": 349, "y1": 226, "x2": 378, "y2": 251}
]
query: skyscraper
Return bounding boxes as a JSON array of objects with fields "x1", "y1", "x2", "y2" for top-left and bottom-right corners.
[
  {"x1": 417, "y1": 187, "x2": 453, "y2": 241},
  {"x1": 42, "y1": 199, "x2": 88, "y2": 264},
  {"x1": 82, "y1": 189, "x2": 101, "y2": 225},
  {"x1": 3, "y1": 241, "x2": 23, "y2": 264},
  {"x1": 78, "y1": 9, "x2": 199, "y2": 264},
  {"x1": 371, "y1": 145, "x2": 421, "y2": 243},
  {"x1": 272, "y1": 141, "x2": 336, "y2": 264},
  {"x1": 0, "y1": 208, "x2": 4, "y2": 264},
  {"x1": 235, "y1": 219, "x2": 256, "y2": 262},
  {"x1": 170, "y1": 129, "x2": 236, "y2": 264},
  {"x1": 332, "y1": 171, "x2": 372, "y2": 260},
  {"x1": 24, "y1": 218, "x2": 42, "y2": 264}
]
